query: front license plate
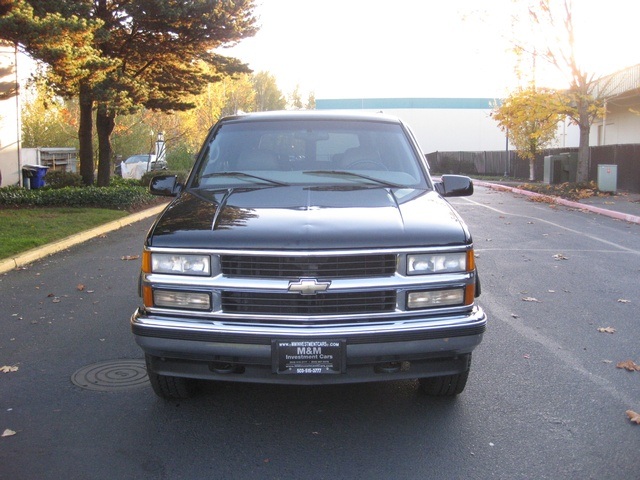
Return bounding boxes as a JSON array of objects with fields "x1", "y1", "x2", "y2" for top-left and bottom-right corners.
[{"x1": 273, "y1": 340, "x2": 346, "y2": 374}]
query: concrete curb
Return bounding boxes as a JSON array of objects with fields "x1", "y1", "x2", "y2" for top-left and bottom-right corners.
[
  {"x1": 475, "y1": 181, "x2": 640, "y2": 225},
  {"x1": 0, "y1": 203, "x2": 167, "y2": 275}
]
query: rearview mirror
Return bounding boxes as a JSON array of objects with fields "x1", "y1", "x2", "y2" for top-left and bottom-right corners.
[
  {"x1": 149, "y1": 175, "x2": 182, "y2": 197},
  {"x1": 434, "y1": 175, "x2": 474, "y2": 197}
]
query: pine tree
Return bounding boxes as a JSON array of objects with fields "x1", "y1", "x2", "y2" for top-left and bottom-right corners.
[{"x1": 1, "y1": 0, "x2": 257, "y2": 185}]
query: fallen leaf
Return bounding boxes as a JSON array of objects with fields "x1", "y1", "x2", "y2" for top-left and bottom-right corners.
[
  {"x1": 522, "y1": 297, "x2": 542, "y2": 303},
  {"x1": 552, "y1": 254, "x2": 568, "y2": 260},
  {"x1": 1, "y1": 429, "x2": 16, "y2": 437},
  {"x1": 616, "y1": 360, "x2": 640, "y2": 372},
  {"x1": 597, "y1": 327, "x2": 616, "y2": 334},
  {"x1": 617, "y1": 299, "x2": 631, "y2": 304},
  {"x1": 77, "y1": 284, "x2": 85, "y2": 291},
  {"x1": 0, "y1": 366, "x2": 18, "y2": 373},
  {"x1": 626, "y1": 410, "x2": 640, "y2": 424},
  {"x1": 52, "y1": 297, "x2": 61, "y2": 303},
  {"x1": 121, "y1": 255, "x2": 140, "y2": 261}
]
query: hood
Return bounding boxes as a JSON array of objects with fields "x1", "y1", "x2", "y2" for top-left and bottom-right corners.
[{"x1": 146, "y1": 185, "x2": 471, "y2": 250}]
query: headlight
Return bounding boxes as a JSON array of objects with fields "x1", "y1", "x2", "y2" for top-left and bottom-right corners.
[
  {"x1": 407, "y1": 252, "x2": 469, "y2": 275},
  {"x1": 150, "y1": 253, "x2": 214, "y2": 276},
  {"x1": 153, "y1": 290, "x2": 212, "y2": 310},
  {"x1": 407, "y1": 288, "x2": 464, "y2": 309}
]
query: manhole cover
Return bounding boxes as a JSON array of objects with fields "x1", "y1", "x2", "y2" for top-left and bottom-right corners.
[{"x1": 72, "y1": 359, "x2": 149, "y2": 391}]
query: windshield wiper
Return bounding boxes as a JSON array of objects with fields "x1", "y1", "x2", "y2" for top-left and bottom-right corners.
[
  {"x1": 200, "y1": 171, "x2": 287, "y2": 186},
  {"x1": 303, "y1": 170, "x2": 404, "y2": 188}
]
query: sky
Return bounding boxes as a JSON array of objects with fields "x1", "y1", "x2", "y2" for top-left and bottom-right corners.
[{"x1": 220, "y1": 0, "x2": 640, "y2": 100}]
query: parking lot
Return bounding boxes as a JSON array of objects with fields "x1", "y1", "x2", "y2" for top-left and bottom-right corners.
[{"x1": 1, "y1": 185, "x2": 639, "y2": 480}]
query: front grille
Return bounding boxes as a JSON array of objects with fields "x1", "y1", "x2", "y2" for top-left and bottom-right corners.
[
  {"x1": 221, "y1": 254, "x2": 397, "y2": 279},
  {"x1": 222, "y1": 290, "x2": 396, "y2": 315}
]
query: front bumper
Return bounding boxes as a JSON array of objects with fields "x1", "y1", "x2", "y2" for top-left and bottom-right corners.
[{"x1": 132, "y1": 306, "x2": 486, "y2": 385}]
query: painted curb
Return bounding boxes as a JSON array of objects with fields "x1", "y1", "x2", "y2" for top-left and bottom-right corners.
[
  {"x1": 0, "y1": 203, "x2": 167, "y2": 275},
  {"x1": 475, "y1": 181, "x2": 640, "y2": 225}
]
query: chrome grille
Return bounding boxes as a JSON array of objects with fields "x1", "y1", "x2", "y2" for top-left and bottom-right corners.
[
  {"x1": 222, "y1": 290, "x2": 396, "y2": 315},
  {"x1": 220, "y1": 254, "x2": 397, "y2": 278}
]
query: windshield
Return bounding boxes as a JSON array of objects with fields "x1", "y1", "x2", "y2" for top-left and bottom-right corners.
[{"x1": 190, "y1": 119, "x2": 429, "y2": 189}]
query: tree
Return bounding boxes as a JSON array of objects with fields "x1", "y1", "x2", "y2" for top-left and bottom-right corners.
[
  {"x1": 520, "y1": 0, "x2": 606, "y2": 182},
  {"x1": 251, "y1": 71, "x2": 286, "y2": 111},
  {"x1": 492, "y1": 86, "x2": 565, "y2": 181},
  {"x1": 21, "y1": 78, "x2": 79, "y2": 148},
  {"x1": 1, "y1": 0, "x2": 258, "y2": 186}
]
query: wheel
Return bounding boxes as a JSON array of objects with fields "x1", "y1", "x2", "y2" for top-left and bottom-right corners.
[
  {"x1": 145, "y1": 355, "x2": 196, "y2": 400},
  {"x1": 418, "y1": 369, "x2": 470, "y2": 396}
]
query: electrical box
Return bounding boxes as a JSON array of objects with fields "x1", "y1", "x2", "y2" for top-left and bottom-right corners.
[
  {"x1": 544, "y1": 153, "x2": 577, "y2": 184},
  {"x1": 597, "y1": 164, "x2": 617, "y2": 193}
]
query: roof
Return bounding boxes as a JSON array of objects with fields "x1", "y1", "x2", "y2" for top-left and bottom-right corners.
[
  {"x1": 315, "y1": 98, "x2": 498, "y2": 110},
  {"x1": 220, "y1": 110, "x2": 404, "y2": 123},
  {"x1": 591, "y1": 64, "x2": 640, "y2": 102}
]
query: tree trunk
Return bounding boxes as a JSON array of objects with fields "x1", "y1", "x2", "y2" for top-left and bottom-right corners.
[
  {"x1": 576, "y1": 103, "x2": 591, "y2": 183},
  {"x1": 78, "y1": 85, "x2": 94, "y2": 186},
  {"x1": 96, "y1": 107, "x2": 116, "y2": 187}
]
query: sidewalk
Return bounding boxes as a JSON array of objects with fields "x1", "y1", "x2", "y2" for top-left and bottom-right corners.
[
  {"x1": 0, "y1": 203, "x2": 167, "y2": 275},
  {"x1": 475, "y1": 181, "x2": 640, "y2": 225}
]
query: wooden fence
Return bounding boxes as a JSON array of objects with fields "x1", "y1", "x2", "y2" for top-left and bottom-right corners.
[{"x1": 427, "y1": 144, "x2": 640, "y2": 193}]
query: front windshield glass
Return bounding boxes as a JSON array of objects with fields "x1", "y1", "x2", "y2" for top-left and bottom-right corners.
[{"x1": 190, "y1": 119, "x2": 429, "y2": 189}]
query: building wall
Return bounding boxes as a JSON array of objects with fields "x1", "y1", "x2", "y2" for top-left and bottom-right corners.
[
  {"x1": 316, "y1": 97, "x2": 579, "y2": 155},
  {"x1": 591, "y1": 101, "x2": 640, "y2": 146},
  {"x1": 0, "y1": 42, "x2": 20, "y2": 187}
]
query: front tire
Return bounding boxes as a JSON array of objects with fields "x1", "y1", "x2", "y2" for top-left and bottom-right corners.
[
  {"x1": 145, "y1": 355, "x2": 196, "y2": 400},
  {"x1": 418, "y1": 355, "x2": 471, "y2": 397},
  {"x1": 418, "y1": 370, "x2": 469, "y2": 396}
]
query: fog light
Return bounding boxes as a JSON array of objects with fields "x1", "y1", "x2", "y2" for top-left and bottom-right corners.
[
  {"x1": 153, "y1": 290, "x2": 211, "y2": 310},
  {"x1": 407, "y1": 288, "x2": 464, "y2": 309}
]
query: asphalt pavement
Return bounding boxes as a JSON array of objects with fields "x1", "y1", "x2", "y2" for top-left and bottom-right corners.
[{"x1": 1, "y1": 184, "x2": 639, "y2": 480}]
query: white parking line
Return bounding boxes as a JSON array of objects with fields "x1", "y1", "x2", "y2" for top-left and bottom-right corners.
[{"x1": 459, "y1": 196, "x2": 640, "y2": 255}]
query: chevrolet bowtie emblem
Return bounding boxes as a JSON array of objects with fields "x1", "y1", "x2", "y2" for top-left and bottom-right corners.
[{"x1": 288, "y1": 278, "x2": 331, "y2": 295}]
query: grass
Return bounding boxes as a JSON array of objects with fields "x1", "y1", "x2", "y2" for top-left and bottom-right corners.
[{"x1": 0, "y1": 207, "x2": 130, "y2": 260}]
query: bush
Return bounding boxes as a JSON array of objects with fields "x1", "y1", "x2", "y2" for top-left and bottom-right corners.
[
  {"x1": 517, "y1": 181, "x2": 600, "y2": 200},
  {"x1": 167, "y1": 142, "x2": 197, "y2": 172},
  {"x1": 43, "y1": 170, "x2": 84, "y2": 189},
  {"x1": 0, "y1": 184, "x2": 157, "y2": 210}
]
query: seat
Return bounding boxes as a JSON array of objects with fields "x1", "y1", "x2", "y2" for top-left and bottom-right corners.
[
  {"x1": 236, "y1": 149, "x2": 280, "y2": 170},
  {"x1": 339, "y1": 147, "x2": 387, "y2": 170}
]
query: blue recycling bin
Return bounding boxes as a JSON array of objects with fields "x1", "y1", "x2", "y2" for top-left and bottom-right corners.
[{"x1": 22, "y1": 165, "x2": 49, "y2": 189}]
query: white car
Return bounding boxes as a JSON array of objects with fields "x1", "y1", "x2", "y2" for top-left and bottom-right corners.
[{"x1": 118, "y1": 154, "x2": 167, "y2": 179}]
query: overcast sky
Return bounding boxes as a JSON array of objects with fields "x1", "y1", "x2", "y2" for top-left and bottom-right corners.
[{"x1": 220, "y1": 0, "x2": 640, "y2": 99}]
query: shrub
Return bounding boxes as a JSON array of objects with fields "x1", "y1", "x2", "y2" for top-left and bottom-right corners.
[
  {"x1": 43, "y1": 170, "x2": 84, "y2": 189},
  {"x1": 167, "y1": 142, "x2": 197, "y2": 172},
  {"x1": 0, "y1": 184, "x2": 157, "y2": 210}
]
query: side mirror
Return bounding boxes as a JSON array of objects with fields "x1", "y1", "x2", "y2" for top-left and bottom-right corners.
[
  {"x1": 149, "y1": 174, "x2": 182, "y2": 197},
  {"x1": 434, "y1": 175, "x2": 474, "y2": 197}
]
